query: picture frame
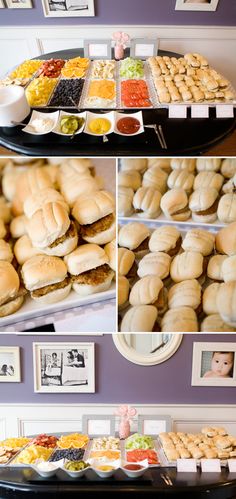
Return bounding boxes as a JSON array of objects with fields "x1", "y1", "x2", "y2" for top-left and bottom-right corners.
[
  {"x1": 130, "y1": 38, "x2": 158, "y2": 60},
  {"x1": 138, "y1": 415, "x2": 171, "y2": 436},
  {"x1": 6, "y1": 0, "x2": 33, "y2": 8},
  {"x1": 191, "y1": 342, "x2": 236, "y2": 387},
  {"x1": 82, "y1": 415, "x2": 116, "y2": 437},
  {"x1": 41, "y1": 0, "x2": 95, "y2": 17},
  {"x1": 84, "y1": 39, "x2": 112, "y2": 60},
  {"x1": 175, "y1": 0, "x2": 219, "y2": 11},
  {"x1": 0, "y1": 347, "x2": 21, "y2": 382},
  {"x1": 33, "y1": 342, "x2": 95, "y2": 393}
]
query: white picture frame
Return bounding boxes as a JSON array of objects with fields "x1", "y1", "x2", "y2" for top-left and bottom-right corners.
[
  {"x1": 138, "y1": 415, "x2": 171, "y2": 436},
  {"x1": 175, "y1": 0, "x2": 219, "y2": 11},
  {"x1": 0, "y1": 347, "x2": 21, "y2": 382},
  {"x1": 42, "y1": 0, "x2": 95, "y2": 17},
  {"x1": 84, "y1": 39, "x2": 112, "y2": 59},
  {"x1": 191, "y1": 342, "x2": 236, "y2": 387},
  {"x1": 0, "y1": 1, "x2": 5, "y2": 8},
  {"x1": 130, "y1": 38, "x2": 158, "y2": 60},
  {"x1": 82, "y1": 415, "x2": 116, "y2": 437},
  {"x1": 33, "y1": 342, "x2": 95, "y2": 393},
  {"x1": 6, "y1": 0, "x2": 32, "y2": 7}
]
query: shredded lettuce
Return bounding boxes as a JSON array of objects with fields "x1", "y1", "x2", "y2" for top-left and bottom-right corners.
[
  {"x1": 120, "y1": 58, "x2": 144, "y2": 79},
  {"x1": 125, "y1": 433, "x2": 154, "y2": 450}
]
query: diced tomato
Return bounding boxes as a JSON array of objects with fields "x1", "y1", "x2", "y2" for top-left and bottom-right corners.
[{"x1": 126, "y1": 449, "x2": 159, "y2": 465}]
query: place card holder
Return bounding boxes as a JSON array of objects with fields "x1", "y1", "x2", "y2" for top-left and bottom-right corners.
[
  {"x1": 201, "y1": 459, "x2": 221, "y2": 472},
  {"x1": 130, "y1": 38, "x2": 158, "y2": 60},
  {"x1": 177, "y1": 459, "x2": 197, "y2": 472},
  {"x1": 82, "y1": 414, "x2": 116, "y2": 437},
  {"x1": 138, "y1": 415, "x2": 171, "y2": 436},
  {"x1": 84, "y1": 39, "x2": 112, "y2": 60},
  {"x1": 228, "y1": 460, "x2": 236, "y2": 472}
]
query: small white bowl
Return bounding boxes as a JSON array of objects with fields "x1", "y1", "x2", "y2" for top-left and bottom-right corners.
[
  {"x1": 121, "y1": 460, "x2": 148, "y2": 478},
  {"x1": 53, "y1": 110, "x2": 86, "y2": 136},
  {"x1": 114, "y1": 111, "x2": 144, "y2": 136},
  {"x1": 84, "y1": 111, "x2": 115, "y2": 136},
  {"x1": 22, "y1": 110, "x2": 59, "y2": 135},
  {"x1": 92, "y1": 465, "x2": 117, "y2": 479},
  {"x1": 0, "y1": 86, "x2": 30, "y2": 127},
  {"x1": 31, "y1": 463, "x2": 60, "y2": 478},
  {"x1": 63, "y1": 462, "x2": 90, "y2": 479}
]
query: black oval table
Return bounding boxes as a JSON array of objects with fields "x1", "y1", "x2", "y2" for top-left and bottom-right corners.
[
  {"x1": 0, "y1": 466, "x2": 236, "y2": 499},
  {"x1": 0, "y1": 48, "x2": 235, "y2": 157}
]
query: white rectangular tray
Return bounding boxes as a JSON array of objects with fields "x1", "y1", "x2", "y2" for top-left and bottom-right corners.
[{"x1": 119, "y1": 214, "x2": 225, "y2": 230}]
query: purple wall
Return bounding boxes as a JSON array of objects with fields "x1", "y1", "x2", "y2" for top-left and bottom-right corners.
[
  {"x1": 0, "y1": 0, "x2": 235, "y2": 26},
  {"x1": 0, "y1": 334, "x2": 235, "y2": 404}
]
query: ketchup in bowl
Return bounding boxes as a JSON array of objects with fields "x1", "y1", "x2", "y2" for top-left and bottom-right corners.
[
  {"x1": 116, "y1": 117, "x2": 140, "y2": 135},
  {"x1": 123, "y1": 464, "x2": 144, "y2": 471}
]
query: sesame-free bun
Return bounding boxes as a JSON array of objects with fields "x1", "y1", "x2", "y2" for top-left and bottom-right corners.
[
  {"x1": 10, "y1": 215, "x2": 28, "y2": 239},
  {"x1": 167, "y1": 169, "x2": 194, "y2": 194},
  {"x1": 73, "y1": 272, "x2": 114, "y2": 297},
  {"x1": 215, "y1": 223, "x2": 236, "y2": 256},
  {"x1": 60, "y1": 175, "x2": 99, "y2": 207},
  {"x1": 216, "y1": 281, "x2": 236, "y2": 327},
  {"x1": 193, "y1": 171, "x2": 224, "y2": 191},
  {"x1": 147, "y1": 158, "x2": 171, "y2": 173},
  {"x1": 161, "y1": 307, "x2": 198, "y2": 332},
  {"x1": 189, "y1": 188, "x2": 218, "y2": 223},
  {"x1": 31, "y1": 284, "x2": 71, "y2": 305},
  {"x1": 0, "y1": 220, "x2": 6, "y2": 239},
  {"x1": 104, "y1": 239, "x2": 116, "y2": 272},
  {"x1": 142, "y1": 166, "x2": 168, "y2": 194},
  {"x1": 11, "y1": 167, "x2": 53, "y2": 216},
  {"x1": 222, "y1": 255, "x2": 236, "y2": 282},
  {"x1": 196, "y1": 158, "x2": 221, "y2": 172},
  {"x1": 14, "y1": 235, "x2": 43, "y2": 266},
  {"x1": 129, "y1": 275, "x2": 163, "y2": 306},
  {"x1": 27, "y1": 202, "x2": 70, "y2": 249},
  {"x1": 24, "y1": 188, "x2": 69, "y2": 218},
  {"x1": 0, "y1": 240, "x2": 13, "y2": 263},
  {"x1": 203, "y1": 282, "x2": 220, "y2": 315},
  {"x1": 201, "y1": 314, "x2": 236, "y2": 332},
  {"x1": 65, "y1": 244, "x2": 108, "y2": 276},
  {"x1": 133, "y1": 187, "x2": 162, "y2": 219},
  {"x1": 0, "y1": 296, "x2": 24, "y2": 318},
  {"x1": 161, "y1": 188, "x2": 190, "y2": 221},
  {"x1": 121, "y1": 305, "x2": 158, "y2": 332},
  {"x1": 182, "y1": 229, "x2": 215, "y2": 256},
  {"x1": 149, "y1": 226, "x2": 181, "y2": 254},
  {"x1": 120, "y1": 158, "x2": 147, "y2": 174},
  {"x1": 168, "y1": 279, "x2": 201, "y2": 310},
  {"x1": 118, "y1": 247, "x2": 135, "y2": 276},
  {"x1": 0, "y1": 261, "x2": 19, "y2": 306},
  {"x1": 207, "y1": 254, "x2": 227, "y2": 281},
  {"x1": 118, "y1": 222, "x2": 150, "y2": 251},
  {"x1": 221, "y1": 158, "x2": 236, "y2": 179},
  {"x1": 170, "y1": 159, "x2": 196, "y2": 172},
  {"x1": 118, "y1": 275, "x2": 130, "y2": 309},
  {"x1": 138, "y1": 252, "x2": 171, "y2": 279},
  {"x1": 82, "y1": 217, "x2": 116, "y2": 245},
  {"x1": 170, "y1": 251, "x2": 203, "y2": 283},
  {"x1": 72, "y1": 190, "x2": 115, "y2": 225},
  {"x1": 118, "y1": 170, "x2": 142, "y2": 191},
  {"x1": 217, "y1": 194, "x2": 236, "y2": 224},
  {"x1": 118, "y1": 187, "x2": 134, "y2": 217},
  {"x1": 21, "y1": 255, "x2": 67, "y2": 292},
  {"x1": 40, "y1": 222, "x2": 78, "y2": 257}
]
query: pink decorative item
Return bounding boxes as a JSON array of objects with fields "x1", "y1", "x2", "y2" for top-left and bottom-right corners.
[
  {"x1": 112, "y1": 31, "x2": 130, "y2": 60},
  {"x1": 114, "y1": 404, "x2": 137, "y2": 440}
]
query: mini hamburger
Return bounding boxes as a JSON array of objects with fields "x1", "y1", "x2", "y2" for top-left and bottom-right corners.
[
  {"x1": 0, "y1": 261, "x2": 26, "y2": 317},
  {"x1": 72, "y1": 190, "x2": 115, "y2": 245},
  {"x1": 189, "y1": 188, "x2": 219, "y2": 223},
  {"x1": 21, "y1": 255, "x2": 71, "y2": 304},
  {"x1": 161, "y1": 188, "x2": 190, "y2": 221},
  {"x1": 65, "y1": 244, "x2": 114, "y2": 296}
]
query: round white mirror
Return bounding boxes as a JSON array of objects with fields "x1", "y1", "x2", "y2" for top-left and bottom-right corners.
[{"x1": 112, "y1": 334, "x2": 183, "y2": 366}]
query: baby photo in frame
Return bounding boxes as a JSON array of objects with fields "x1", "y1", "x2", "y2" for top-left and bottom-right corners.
[
  {"x1": 175, "y1": 0, "x2": 219, "y2": 11},
  {"x1": 191, "y1": 342, "x2": 236, "y2": 387}
]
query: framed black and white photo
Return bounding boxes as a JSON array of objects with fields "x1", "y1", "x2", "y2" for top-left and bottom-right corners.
[
  {"x1": 33, "y1": 342, "x2": 95, "y2": 393},
  {"x1": 6, "y1": 0, "x2": 33, "y2": 8},
  {"x1": 175, "y1": 0, "x2": 219, "y2": 11},
  {"x1": 42, "y1": 0, "x2": 95, "y2": 17},
  {"x1": 0, "y1": 347, "x2": 21, "y2": 382},
  {"x1": 191, "y1": 342, "x2": 236, "y2": 387}
]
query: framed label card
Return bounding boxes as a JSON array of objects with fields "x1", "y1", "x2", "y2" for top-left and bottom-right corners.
[
  {"x1": 82, "y1": 415, "x2": 115, "y2": 437},
  {"x1": 84, "y1": 40, "x2": 112, "y2": 59},
  {"x1": 130, "y1": 38, "x2": 158, "y2": 59},
  {"x1": 138, "y1": 415, "x2": 171, "y2": 436}
]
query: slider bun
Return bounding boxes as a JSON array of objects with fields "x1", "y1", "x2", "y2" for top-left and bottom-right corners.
[
  {"x1": 138, "y1": 252, "x2": 171, "y2": 279},
  {"x1": 168, "y1": 279, "x2": 201, "y2": 310},
  {"x1": 118, "y1": 222, "x2": 150, "y2": 251},
  {"x1": 221, "y1": 159, "x2": 236, "y2": 179},
  {"x1": 170, "y1": 159, "x2": 196, "y2": 172},
  {"x1": 217, "y1": 194, "x2": 236, "y2": 223},
  {"x1": 58, "y1": 159, "x2": 93, "y2": 182},
  {"x1": 0, "y1": 296, "x2": 24, "y2": 318},
  {"x1": 120, "y1": 159, "x2": 147, "y2": 173},
  {"x1": 22, "y1": 255, "x2": 68, "y2": 292},
  {"x1": 216, "y1": 281, "x2": 236, "y2": 326},
  {"x1": 0, "y1": 220, "x2": 6, "y2": 239},
  {"x1": 215, "y1": 222, "x2": 236, "y2": 256},
  {"x1": 65, "y1": 244, "x2": 108, "y2": 276},
  {"x1": 222, "y1": 175, "x2": 236, "y2": 194},
  {"x1": 72, "y1": 190, "x2": 115, "y2": 225},
  {"x1": 0, "y1": 261, "x2": 19, "y2": 306},
  {"x1": 118, "y1": 275, "x2": 130, "y2": 308},
  {"x1": 31, "y1": 284, "x2": 71, "y2": 305},
  {"x1": 24, "y1": 188, "x2": 69, "y2": 218},
  {"x1": 142, "y1": 166, "x2": 168, "y2": 194},
  {"x1": 0, "y1": 197, "x2": 11, "y2": 224},
  {"x1": 118, "y1": 187, "x2": 134, "y2": 216},
  {"x1": 182, "y1": 229, "x2": 215, "y2": 256},
  {"x1": 27, "y1": 202, "x2": 70, "y2": 248},
  {"x1": 193, "y1": 171, "x2": 224, "y2": 191},
  {"x1": 82, "y1": 217, "x2": 116, "y2": 245},
  {"x1": 2, "y1": 165, "x2": 28, "y2": 201},
  {"x1": 73, "y1": 272, "x2": 114, "y2": 297},
  {"x1": 147, "y1": 158, "x2": 171, "y2": 173},
  {"x1": 201, "y1": 314, "x2": 236, "y2": 332},
  {"x1": 207, "y1": 255, "x2": 227, "y2": 281},
  {"x1": 0, "y1": 240, "x2": 13, "y2": 263},
  {"x1": 161, "y1": 188, "x2": 190, "y2": 221},
  {"x1": 11, "y1": 167, "x2": 53, "y2": 216},
  {"x1": 196, "y1": 158, "x2": 221, "y2": 172},
  {"x1": 43, "y1": 165, "x2": 59, "y2": 187},
  {"x1": 118, "y1": 170, "x2": 142, "y2": 191},
  {"x1": 149, "y1": 226, "x2": 181, "y2": 253},
  {"x1": 121, "y1": 305, "x2": 158, "y2": 332},
  {"x1": 222, "y1": 255, "x2": 236, "y2": 282},
  {"x1": 10, "y1": 215, "x2": 28, "y2": 239},
  {"x1": 118, "y1": 247, "x2": 135, "y2": 276},
  {"x1": 132, "y1": 187, "x2": 161, "y2": 219},
  {"x1": 161, "y1": 307, "x2": 198, "y2": 332},
  {"x1": 104, "y1": 239, "x2": 116, "y2": 272},
  {"x1": 170, "y1": 251, "x2": 203, "y2": 282},
  {"x1": 40, "y1": 222, "x2": 78, "y2": 257},
  {"x1": 203, "y1": 282, "x2": 220, "y2": 315},
  {"x1": 167, "y1": 169, "x2": 194, "y2": 193},
  {"x1": 14, "y1": 235, "x2": 43, "y2": 266},
  {"x1": 60, "y1": 175, "x2": 99, "y2": 207},
  {"x1": 129, "y1": 275, "x2": 163, "y2": 306},
  {"x1": 189, "y1": 188, "x2": 218, "y2": 223}
]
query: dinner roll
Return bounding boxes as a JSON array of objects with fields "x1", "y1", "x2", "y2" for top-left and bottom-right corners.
[
  {"x1": 118, "y1": 187, "x2": 134, "y2": 217},
  {"x1": 170, "y1": 251, "x2": 203, "y2": 282},
  {"x1": 161, "y1": 188, "x2": 190, "y2": 221},
  {"x1": 149, "y1": 226, "x2": 182, "y2": 256},
  {"x1": 217, "y1": 194, "x2": 236, "y2": 224},
  {"x1": 196, "y1": 158, "x2": 221, "y2": 172},
  {"x1": 168, "y1": 279, "x2": 201, "y2": 310},
  {"x1": 161, "y1": 307, "x2": 198, "y2": 332},
  {"x1": 203, "y1": 283, "x2": 220, "y2": 315},
  {"x1": 133, "y1": 187, "x2": 162, "y2": 219},
  {"x1": 215, "y1": 223, "x2": 236, "y2": 256},
  {"x1": 138, "y1": 252, "x2": 171, "y2": 279},
  {"x1": 182, "y1": 229, "x2": 215, "y2": 256},
  {"x1": 121, "y1": 305, "x2": 158, "y2": 332},
  {"x1": 129, "y1": 275, "x2": 163, "y2": 306},
  {"x1": 207, "y1": 255, "x2": 227, "y2": 281},
  {"x1": 118, "y1": 247, "x2": 135, "y2": 276},
  {"x1": 216, "y1": 281, "x2": 236, "y2": 326}
]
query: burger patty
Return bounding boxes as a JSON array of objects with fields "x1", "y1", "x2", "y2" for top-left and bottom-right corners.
[
  {"x1": 172, "y1": 207, "x2": 189, "y2": 216},
  {"x1": 1, "y1": 287, "x2": 27, "y2": 306},
  {"x1": 71, "y1": 264, "x2": 112, "y2": 286},
  {"x1": 80, "y1": 213, "x2": 114, "y2": 238},
  {"x1": 49, "y1": 222, "x2": 77, "y2": 249},
  {"x1": 134, "y1": 237, "x2": 149, "y2": 253},
  {"x1": 167, "y1": 236, "x2": 182, "y2": 257},
  {"x1": 194, "y1": 198, "x2": 219, "y2": 216},
  {"x1": 31, "y1": 277, "x2": 70, "y2": 298}
]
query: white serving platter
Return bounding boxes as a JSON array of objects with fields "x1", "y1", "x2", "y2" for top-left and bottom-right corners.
[{"x1": 119, "y1": 214, "x2": 225, "y2": 230}]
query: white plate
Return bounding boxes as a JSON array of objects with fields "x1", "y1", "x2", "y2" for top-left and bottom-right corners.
[
  {"x1": 84, "y1": 111, "x2": 115, "y2": 136},
  {"x1": 114, "y1": 111, "x2": 144, "y2": 136},
  {"x1": 22, "y1": 110, "x2": 59, "y2": 135},
  {"x1": 119, "y1": 214, "x2": 225, "y2": 230},
  {"x1": 53, "y1": 110, "x2": 86, "y2": 136}
]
